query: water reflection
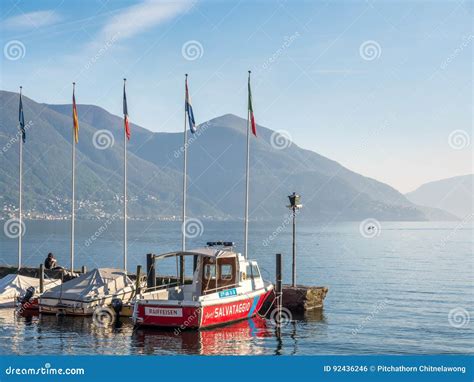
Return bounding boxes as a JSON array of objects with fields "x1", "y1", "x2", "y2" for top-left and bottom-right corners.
[
  {"x1": 132, "y1": 317, "x2": 272, "y2": 355},
  {"x1": 272, "y1": 309, "x2": 327, "y2": 355},
  {"x1": 0, "y1": 307, "x2": 327, "y2": 355}
]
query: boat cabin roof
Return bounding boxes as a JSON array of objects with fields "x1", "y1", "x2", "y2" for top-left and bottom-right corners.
[{"x1": 154, "y1": 247, "x2": 239, "y2": 261}]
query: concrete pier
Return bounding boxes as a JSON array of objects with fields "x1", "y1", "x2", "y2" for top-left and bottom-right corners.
[
  {"x1": 0, "y1": 266, "x2": 77, "y2": 281},
  {"x1": 282, "y1": 285, "x2": 328, "y2": 312}
]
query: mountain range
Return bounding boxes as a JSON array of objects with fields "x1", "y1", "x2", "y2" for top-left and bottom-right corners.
[
  {"x1": 0, "y1": 90, "x2": 456, "y2": 222},
  {"x1": 406, "y1": 174, "x2": 473, "y2": 219}
]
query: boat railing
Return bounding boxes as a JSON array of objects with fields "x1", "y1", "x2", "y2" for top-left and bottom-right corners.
[
  {"x1": 142, "y1": 281, "x2": 180, "y2": 293},
  {"x1": 141, "y1": 280, "x2": 241, "y2": 296}
]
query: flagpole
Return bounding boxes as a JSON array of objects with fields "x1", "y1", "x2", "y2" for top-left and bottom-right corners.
[
  {"x1": 182, "y1": 74, "x2": 188, "y2": 252},
  {"x1": 18, "y1": 86, "x2": 23, "y2": 270},
  {"x1": 71, "y1": 82, "x2": 76, "y2": 272},
  {"x1": 123, "y1": 78, "x2": 128, "y2": 272},
  {"x1": 244, "y1": 71, "x2": 251, "y2": 259}
]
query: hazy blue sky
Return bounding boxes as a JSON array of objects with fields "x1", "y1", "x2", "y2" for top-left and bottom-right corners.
[{"x1": 1, "y1": 0, "x2": 472, "y2": 192}]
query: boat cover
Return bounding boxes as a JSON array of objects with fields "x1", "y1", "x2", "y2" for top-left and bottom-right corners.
[
  {"x1": 40, "y1": 268, "x2": 133, "y2": 303},
  {"x1": 0, "y1": 274, "x2": 61, "y2": 306}
]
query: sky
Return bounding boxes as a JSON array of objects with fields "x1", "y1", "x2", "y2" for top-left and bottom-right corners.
[{"x1": 0, "y1": 0, "x2": 472, "y2": 193}]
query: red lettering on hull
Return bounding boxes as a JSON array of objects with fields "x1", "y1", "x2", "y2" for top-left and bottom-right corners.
[{"x1": 136, "y1": 290, "x2": 271, "y2": 329}]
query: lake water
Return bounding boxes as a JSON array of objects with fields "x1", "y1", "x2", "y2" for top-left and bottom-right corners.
[{"x1": 0, "y1": 220, "x2": 472, "y2": 355}]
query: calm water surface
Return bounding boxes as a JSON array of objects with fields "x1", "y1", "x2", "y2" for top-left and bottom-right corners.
[{"x1": 0, "y1": 220, "x2": 472, "y2": 355}]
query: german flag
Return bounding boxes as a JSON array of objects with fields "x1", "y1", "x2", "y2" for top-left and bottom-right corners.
[{"x1": 72, "y1": 83, "x2": 79, "y2": 143}]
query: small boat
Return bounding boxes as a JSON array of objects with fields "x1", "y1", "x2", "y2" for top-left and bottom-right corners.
[
  {"x1": 39, "y1": 268, "x2": 136, "y2": 316},
  {"x1": 133, "y1": 242, "x2": 274, "y2": 329},
  {"x1": 0, "y1": 274, "x2": 61, "y2": 308}
]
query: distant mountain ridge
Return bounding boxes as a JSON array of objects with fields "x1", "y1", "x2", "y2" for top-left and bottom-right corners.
[
  {"x1": 406, "y1": 174, "x2": 473, "y2": 219},
  {"x1": 0, "y1": 90, "x2": 455, "y2": 221}
]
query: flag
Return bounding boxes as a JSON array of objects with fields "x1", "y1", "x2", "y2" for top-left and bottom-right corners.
[
  {"x1": 185, "y1": 76, "x2": 196, "y2": 133},
  {"x1": 123, "y1": 81, "x2": 130, "y2": 140},
  {"x1": 248, "y1": 75, "x2": 256, "y2": 136},
  {"x1": 72, "y1": 86, "x2": 79, "y2": 144},
  {"x1": 18, "y1": 90, "x2": 25, "y2": 143}
]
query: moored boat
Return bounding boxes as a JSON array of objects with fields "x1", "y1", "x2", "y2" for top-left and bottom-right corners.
[
  {"x1": 0, "y1": 274, "x2": 61, "y2": 308},
  {"x1": 39, "y1": 268, "x2": 136, "y2": 316},
  {"x1": 133, "y1": 242, "x2": 273, "y2": 329}
]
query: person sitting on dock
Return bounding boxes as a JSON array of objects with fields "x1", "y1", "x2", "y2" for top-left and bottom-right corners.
[{"x1": 44, "y1": 253, "x2": 57, "y2": 270}]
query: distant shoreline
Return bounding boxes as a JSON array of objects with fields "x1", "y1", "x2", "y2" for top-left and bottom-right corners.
[{"x1": 0, "y1": 217, "x2": 462, "y2": 223}]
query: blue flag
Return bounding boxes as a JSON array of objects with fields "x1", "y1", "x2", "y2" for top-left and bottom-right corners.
[{"x1": 185, "y1": 77, "x2": 196, "y2": 133}]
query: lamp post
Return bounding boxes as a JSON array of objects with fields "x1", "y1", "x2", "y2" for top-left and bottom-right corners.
[{"x1": 287, "y1": 192, "x2": 302, "y2": 287}]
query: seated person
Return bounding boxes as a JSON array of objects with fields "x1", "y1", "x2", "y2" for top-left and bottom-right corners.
[{"x1": 44, "y1": 253, "x2": 57, "y2": 270}]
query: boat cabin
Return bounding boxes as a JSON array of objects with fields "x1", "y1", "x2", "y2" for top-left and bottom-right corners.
[{"x1": 142, "y1": 242, "x2": 264, "y2": 302}]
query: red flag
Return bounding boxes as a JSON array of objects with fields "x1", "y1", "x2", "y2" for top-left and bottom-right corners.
[{"x1": 123, "y1": 80, "x2": 130, "y2": 140}]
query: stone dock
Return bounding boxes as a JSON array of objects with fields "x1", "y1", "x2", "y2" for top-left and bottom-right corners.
[
  {"x1": 0, "y1": 266, "x2": 77, "y2": 282},
  {"x1": 282, "y1": 285, "x2": 328, "y2": 312}
]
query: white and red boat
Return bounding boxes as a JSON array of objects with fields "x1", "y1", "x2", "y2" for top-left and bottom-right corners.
[{"x1": 133, "y1": 242, "x2": 273, "y2": 329}]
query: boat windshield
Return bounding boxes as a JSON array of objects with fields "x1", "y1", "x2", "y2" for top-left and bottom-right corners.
[
  {"x1": 144, "y1": 251, "x2": 240, "y2": 297},
  {"x1": 201, "y1": 256, "x2": 238, "y2": 295}
]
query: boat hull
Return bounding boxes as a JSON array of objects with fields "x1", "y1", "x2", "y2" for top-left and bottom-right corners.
[
  {"x1": 0, "y1": 300, "x2": 17, "y2": 308},
  {"x1": 1, "y1": 297, "x2": 40, "y2": 311},
  {"x1": 134, "y1": 288, "x2": 273, "y2": 329},
  {"x1": 39, "y1": 288, "x2": 135, "y2": 316},
  {"x1": 19, "y1": 298, "x2": 39, "y2": 313}
]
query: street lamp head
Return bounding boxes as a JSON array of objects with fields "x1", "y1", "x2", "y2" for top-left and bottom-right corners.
[{"x1": 287, "y1": 192, "x2": 302, "y2": 209}]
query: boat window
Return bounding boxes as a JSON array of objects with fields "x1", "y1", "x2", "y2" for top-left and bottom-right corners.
[
  {"x1": 220, "y1": 264, "x2": 233, "y2": 280},
  {"x1": 245, "y1": 263, "x2": 260, "y2": 279},
  {"x1": 252, "y1": 264, "x2": 260, "y2": 278},
  {"x1": 246, "y1": 264, "x2": 252, "y2": 278},
  {"x1": 204, "y1": 264, "x2": 216, "y2": 280}
]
